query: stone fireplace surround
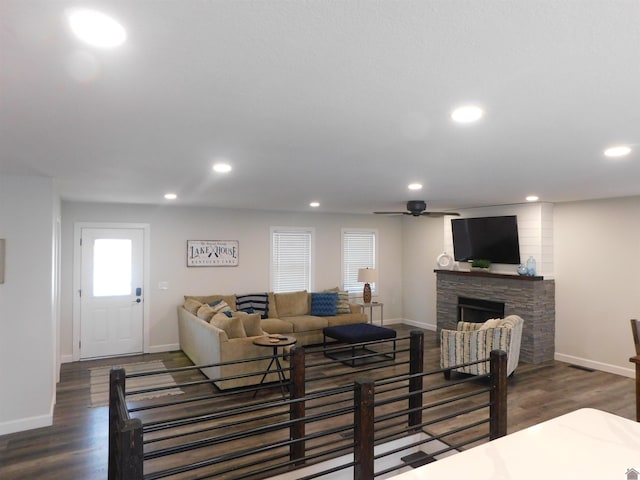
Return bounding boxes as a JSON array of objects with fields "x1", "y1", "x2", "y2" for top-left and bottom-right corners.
[{"x1": 436, "y1": 269, "x2": 555, "y2": 364}]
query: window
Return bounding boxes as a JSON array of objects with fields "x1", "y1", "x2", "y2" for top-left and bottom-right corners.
[
  {"x1": 271, "y1": 227, "x2": 313, "y2": 293},
  {"x1": 342, "y1": 229, "x2": 377, "y2": 294},
  {"x1": 93, "y1": 238, "x2": 132, "y2": 296}
]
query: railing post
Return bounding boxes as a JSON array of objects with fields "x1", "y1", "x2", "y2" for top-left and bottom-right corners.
[
  {"x1": 354, "y1": 378, "x2": 375, "y2": 480},
  {"x1": 119, "y1": 418, "x2": 144, "y2": 479},
  {"x1": 408, "y1": 331, "x2": 424, "y2": 430},
  {"x1": 289, "y1": 346, "x2": 306, "y2": 465},
  {"x1": 109, "y1": 368, "x2": 125, "y2": 480},
  {"x1": 489, "y1": 349, "x2": 508, "y2": 440}
]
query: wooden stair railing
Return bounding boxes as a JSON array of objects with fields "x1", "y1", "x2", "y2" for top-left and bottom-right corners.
[{"x1": 107, "y1": 331, "x2": 508, "y2": 480}]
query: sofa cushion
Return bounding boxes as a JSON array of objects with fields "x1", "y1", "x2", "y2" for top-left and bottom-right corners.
[
  {"x1": 267, "y1": 292, "x2": 279, "y2": 318},
  {"x1": 325, "y1": 312, "x2": 368, "y2": 327},
  {"x1": 236, "y1": 293, "x2": 269, "y2": 319},
  {"x1": 196, "y1": 303, "x2": 216, "y2": 321},
  {"x1": 275, "y1": 290, "x2": 309, "y2": 317},
  {"x1": 285, "y1": 315, "x2": 328, "y2": 332},
  {"x1": 260, "y1": 318, "x2": 294, "y2": 334},
  {"x1": 185, "y1": 294, "x2": 237, "y2": 311},
  {"x1": 210, "y1": 313, "x2": 247, "y2": 339},
  {"x1": 184, "y1": 298, "x2": 203, "y2": 315},
  {"x1": 311, "y1": 292, "x2": 338, "y2": 316}
]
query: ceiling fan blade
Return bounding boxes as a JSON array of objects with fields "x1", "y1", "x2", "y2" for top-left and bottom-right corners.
[{"x1": 373, "y1": 211, "x2": 409, "y2": 215}]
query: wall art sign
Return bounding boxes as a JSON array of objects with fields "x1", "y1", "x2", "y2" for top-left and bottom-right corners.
[{"x1": 187, "y1": 240, "x2": 239, "y2": 267}]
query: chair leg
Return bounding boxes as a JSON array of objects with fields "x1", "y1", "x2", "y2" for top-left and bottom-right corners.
[{"x1": 443, "y1": 369, "x2": 451, "y2": 380}]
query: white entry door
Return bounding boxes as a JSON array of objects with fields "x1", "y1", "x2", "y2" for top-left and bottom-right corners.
[{"x1": 80, "y1": 227, "x2": 144, "y2": 359}]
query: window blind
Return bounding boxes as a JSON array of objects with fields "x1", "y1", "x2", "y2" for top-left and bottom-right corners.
[
  {"x1": 342, "y1": 230, "x2": 376, "y2": 293},
  {"x1": 271, "y1": 228, "x2": 312, "y2": 293}
]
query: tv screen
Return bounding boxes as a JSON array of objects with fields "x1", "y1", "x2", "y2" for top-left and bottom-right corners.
[{"x1": 451, "y1": 215, "x2": 521, "y2": 264}]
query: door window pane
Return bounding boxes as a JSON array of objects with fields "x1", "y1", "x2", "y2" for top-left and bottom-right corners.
[{"x1": 93, "y1": 239, "x2": 132, "y2": 296}]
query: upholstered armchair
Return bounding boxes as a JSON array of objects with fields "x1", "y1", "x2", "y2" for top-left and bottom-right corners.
[{"x1": 440, "y1": 315, "x2": 524, "y2": 379}]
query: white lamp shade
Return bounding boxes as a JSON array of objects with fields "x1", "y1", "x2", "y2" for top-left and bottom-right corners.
[{"x1": 357, "y1": 268, "x2": 377, "y2": 283}]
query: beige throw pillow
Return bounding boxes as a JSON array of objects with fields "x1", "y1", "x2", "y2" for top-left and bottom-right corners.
[
  {"x1": 196, "y1": 303, "x2": 216, "y2": 321},
  {"x1": 184, "y1": 298, "x2": 203, "y2": 315},
  {"x1": 239, "y1": 312, "x2": 264, "y2": 337},
  {"x1": 210, "y1": 313, "x2": 247, "y2": 339}
]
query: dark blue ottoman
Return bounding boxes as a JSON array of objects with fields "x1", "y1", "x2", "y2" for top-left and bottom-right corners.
[{"x1": 323, "y1": 323, "x2": 397, "y2": 366}]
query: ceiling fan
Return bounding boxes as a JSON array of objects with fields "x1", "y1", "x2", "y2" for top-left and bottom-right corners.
[{"x1": 374, "y1": 200, "x2": 460, "y2": 217}]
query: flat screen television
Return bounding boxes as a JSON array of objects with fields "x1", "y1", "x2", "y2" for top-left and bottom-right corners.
[{"x1": 451, "y1": 215, "x2": 521, "y2": 264}]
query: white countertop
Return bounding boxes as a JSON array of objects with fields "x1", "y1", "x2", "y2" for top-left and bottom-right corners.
[{"x1": 388, "y1": 408, "x2": 640, "y2": 479}]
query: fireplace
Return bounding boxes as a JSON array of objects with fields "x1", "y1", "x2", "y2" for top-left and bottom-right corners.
[
  {"x1": 457, "y1": 297, "x2": 505, "y2": 323},
  {"x1": 436, "y1": 269, "x2": 555, "y2": 364}
]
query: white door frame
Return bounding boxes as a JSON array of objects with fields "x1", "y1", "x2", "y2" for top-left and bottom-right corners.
[{"x1": 72, "y1": 222, "x2": 151, "y2": 361}]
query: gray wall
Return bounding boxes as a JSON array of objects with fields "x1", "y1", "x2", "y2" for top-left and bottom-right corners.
[
  {"x1": 0, "y1": 175, "x2": 59, "y2": 435},
  {"x1": 554, "y1": 196, "x2": 640, "y2": 376}
]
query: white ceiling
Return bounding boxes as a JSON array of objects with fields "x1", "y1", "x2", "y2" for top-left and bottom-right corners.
[{"x1": 2, "y1": 1, "x2": 640, "y2": 214}]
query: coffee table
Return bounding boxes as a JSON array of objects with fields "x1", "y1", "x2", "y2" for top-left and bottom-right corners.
[{"x1": 252, "y1": 335, "x2": 297, "y2": 398}]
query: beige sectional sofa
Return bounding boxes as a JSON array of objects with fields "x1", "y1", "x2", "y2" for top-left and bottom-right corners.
[{"x1": 178, "y1": 290, "x2": 367, "y2": 389}]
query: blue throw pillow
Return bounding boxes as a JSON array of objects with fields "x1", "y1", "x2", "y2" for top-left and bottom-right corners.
[{"x1": 311, "y1": 292, "x2": 338, "y2": 316}]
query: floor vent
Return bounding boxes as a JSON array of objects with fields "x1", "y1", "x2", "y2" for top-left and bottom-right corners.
[
  {"x1": 400, "y1": 451, "x2": 435, "y2": 468},
  {"x1": 568, "y1": 364, "x2": 595, "y2": 372}
]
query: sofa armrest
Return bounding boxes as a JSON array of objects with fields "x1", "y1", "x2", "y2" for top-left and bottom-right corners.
[{"x1": 178, "y1": 306, "x2": 228, "y2": 379}]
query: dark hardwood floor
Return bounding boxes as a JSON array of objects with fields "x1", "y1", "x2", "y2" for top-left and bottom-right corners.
[{"x1": 0, "y1": 324, "x2": 635, "y2": 479}]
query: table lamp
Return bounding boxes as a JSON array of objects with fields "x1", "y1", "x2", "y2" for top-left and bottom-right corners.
[{"x1": 357, "y1": 267, "x2": 377, "y2": 304}]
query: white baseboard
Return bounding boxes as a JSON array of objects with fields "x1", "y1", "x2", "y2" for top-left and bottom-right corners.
[
  {"x1": 146, "y1": 343, "x2": 180, "y2": 354},
  {"x1": 60, "y1": 344, "x2": 179, "y2": 364},
  {"x1": 555, "y1": 352, "x2": 634, "y2": 378},
  {"x1": 0, "y1": 413, "x2": 53, "y2": 436},
  {"x1": 399, "y1": 318, "x2": 437, "y2": 332},
  {"x1": 60, "y1": 354, "x2": 73, "y2": 364}
]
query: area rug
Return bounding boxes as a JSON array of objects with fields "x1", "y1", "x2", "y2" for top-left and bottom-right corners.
[{"x1": 89, "y1": 360, "x2": 184, "y2": 407}]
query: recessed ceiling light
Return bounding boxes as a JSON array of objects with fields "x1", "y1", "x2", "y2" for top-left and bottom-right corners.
[
  {"x1": 309, "y1": 202, "x2": 320, "y2": 208},
  {"x1": 451, "y1": 105, "x2": 484, "y2": 124},
  {"x1": 164, "y1": 193, "x2": 177, "y2": 200},
  {"x1": 604, "y1": 146, "x2": 631, "y2": 158},
  {"x1": 67, "y1": 9, "x2": 126, "y2": 48},
  {"x1": 408, "y1": 183, "x2": 423, "y2": 190},
  {"x1": 213, "y1": 162, "x2": 232, "y2": 173},
  {"x1": 526, "y1": 195, "x2": 539, "y2": 202}
]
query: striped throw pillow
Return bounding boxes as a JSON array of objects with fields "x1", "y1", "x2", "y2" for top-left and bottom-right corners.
[
  {"x1": 235, "y1": 293, "x2": 269, "y2": 319},
  {"x1": 209, "y1": 300, "x2": 232, "y2": 315}
]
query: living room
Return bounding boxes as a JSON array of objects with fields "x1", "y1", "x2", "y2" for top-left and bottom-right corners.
[{"x1": 2, "y1": 0, "x2": 640, "y2": 453}]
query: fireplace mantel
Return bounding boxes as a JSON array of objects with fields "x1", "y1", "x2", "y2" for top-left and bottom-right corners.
[
  {"x1": 434, "y1": 269, "x2": 544, "y2": 281},
  {"x1": 435, "y1": 269, "x2": 555, "y2": 364}
]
